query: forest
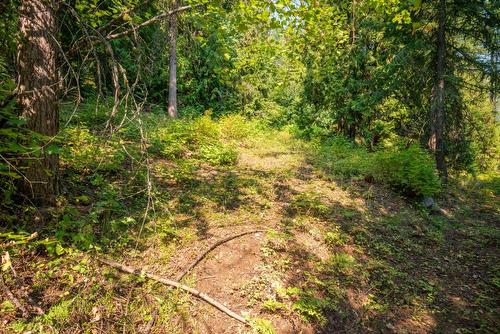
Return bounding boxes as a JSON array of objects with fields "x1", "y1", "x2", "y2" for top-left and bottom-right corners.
[{"x1": 0, "y1": 0, "x2": 499, "y2": 333}]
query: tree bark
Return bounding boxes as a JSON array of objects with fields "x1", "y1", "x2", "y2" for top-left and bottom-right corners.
[
  {"x1": 490, "y1": 42, "x2": 498, "y2": 121},
  {"x1": 17, "y1": 0, "x2": 59, "y2": 205},
  {"x1": 429, "y1": 0, "x2": 447, "y2": 181},
  {"x1": 167, "y1": 0, "x2": 179, "y2": 118}
]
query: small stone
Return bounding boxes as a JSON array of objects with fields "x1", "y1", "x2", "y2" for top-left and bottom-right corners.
[{"x1": 422, "y1": 197, "x2": 435, "y2": 208}]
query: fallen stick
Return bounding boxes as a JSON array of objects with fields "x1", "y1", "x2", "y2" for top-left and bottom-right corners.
[
  {"x1": 0, "y1": 278, "x2": 28, "y2": 318},
  {"x1": 176, "y1": 229, "x2": 264, "y2": 281},
  {"x1": 98, "y1": 258, "x2": 249, "y2": 325}
]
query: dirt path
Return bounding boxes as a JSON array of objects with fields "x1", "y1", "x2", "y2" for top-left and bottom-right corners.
[
  {"x1": 2, "y1": 129, "x2": 497, "y2": 333},
  {"x1": 8, "y1": 129, "x2": 489, "y2": 334},
  {"x1": 162, "y1": 133, "x2": 313, "y2": 333},
  {"x1": 146, "y1": 131, "x2": 498, "y2": 333}
]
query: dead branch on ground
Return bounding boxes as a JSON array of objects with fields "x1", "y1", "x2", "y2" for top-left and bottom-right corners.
[
  {"x1": 176, "y1": 230, "x2": 264, "y2": 281},
  {"x1": 98, "y1": 258, "x2": 249, "y2": 325}
]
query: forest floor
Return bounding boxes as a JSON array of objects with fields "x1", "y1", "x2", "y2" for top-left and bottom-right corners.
[{"x1": 1, "y1": 119, "x2": 499, "y2": 333}]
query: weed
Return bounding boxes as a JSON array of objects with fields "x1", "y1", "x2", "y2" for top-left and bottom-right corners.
[
  {"x1": 250, "y1": 318, "x2": 277, "y2": 334},
  {"x1": 262, "y1": 299, "x2": 287, "y2": 313},
  {"x1": 324, "y1": 228, "x2": 348, "y2": 247},
  {"x1": 290, "y1": 192, "x2": 330, "y2": 217},
  {"x1": 292, "y1": 295, "x2": 332, "y2": 323},
  {"x1": 328, "y1": 253, "x2": 357, "y2": 275}
]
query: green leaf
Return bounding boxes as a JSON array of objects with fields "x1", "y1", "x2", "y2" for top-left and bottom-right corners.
[
  {"x1": 413, "y1": 0, "x2": 423, "y2": 10},
  {"x1": 55, "y1": 243, "x2": 65, "y2": 256},
  {"x1": 46, "y1": 144, "x2": 63, "y2": 155}
]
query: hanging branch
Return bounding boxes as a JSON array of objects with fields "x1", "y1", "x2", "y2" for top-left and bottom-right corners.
[
  {"x1": 105, "y1": 5, "x2": 199, "y2": 41},
  {"x1": 68, "y1": 4, "x2": 204, "y2": 54},
  {"x1": 95, "y1": 0, "x2": 154, "y2": 36},
  {"x1": 98, "y1": 258, "x2": 249, "y2": 325}
]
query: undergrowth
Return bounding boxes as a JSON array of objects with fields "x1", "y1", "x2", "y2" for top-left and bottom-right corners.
[
  {"x1": 1, "y1": 103, "x2": 272, "y2": 333},
  {"x1": 308, "y1": 136, "x2": 441, "y2": 197},
  {"x1": 1, "y1": 102, "x2": 497, "y2": 333}
]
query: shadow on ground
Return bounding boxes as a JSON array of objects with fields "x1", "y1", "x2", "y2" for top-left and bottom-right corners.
[{"x1": 269, "y1": 161, "x2": 499, "y2": 333}]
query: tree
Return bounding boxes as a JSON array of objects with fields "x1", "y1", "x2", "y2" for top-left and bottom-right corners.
[
  {"x1": 428, "y1": 0, "x2": 448, "y2": 181},
  {"x1": 16, "y1": 0, "x2": 59, "y2": 205},
  {"x1": 168, "y1": 0, "x2": 179, "y2": 118}
]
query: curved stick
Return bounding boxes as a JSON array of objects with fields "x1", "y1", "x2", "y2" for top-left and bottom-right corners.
[
  {"x1": 98, "y1": 258, "x2": 249, "y2": 325},
  {"x1": 176, "y1": 230, "x2": 264, "y2": 281}
]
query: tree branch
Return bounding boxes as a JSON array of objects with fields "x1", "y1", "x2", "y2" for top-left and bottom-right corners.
[
  {"x1": 176, "y1": 230, "x2": 264, "y2": 281},
  {"x1": 98, "y1": 258, "x2": 249, "y2": 326},
  {"x1": 69, "y1": 3, "x2": 202, "y2": 54},
  {"x1": 106, "y1": 4, "x2": 197, "y2": 41}
]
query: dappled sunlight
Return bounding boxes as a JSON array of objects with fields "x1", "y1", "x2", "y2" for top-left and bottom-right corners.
[{"x1": 2, "y1": 115, "x2": 498, "y2": 333}]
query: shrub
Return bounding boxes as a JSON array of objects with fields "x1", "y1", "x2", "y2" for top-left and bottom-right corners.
[
  {"x1": 61, "y1": 127, "x2": 125, "y2": 172},
  {"x1": 373, "y1": 145, "x2": 441, "y2": 197},
  {"x1": 312, "y1": 136, "x2": 371, "y2": 178},
  {"x1": 60, "y1": 99, "x2": 119, "y2": 129},
  {"x1": 198, "y1": 143, "x2": 238, "y2": 166},
  {"x1": 218, "y1": 114, "x2": 261, "y2": 141},
  {"x1": 189, "y1": 114, "x2": 220, "y2": 144},
  {"x1": 310, "y1": 136, "x2": 441, "y2": 197},
  {"x1": 150, "y1": 120, "x2": 191, "y2": 158},
  {"x1": 0, "y1": 108, "x2": 28, "y2": 205},
  {"x1": 149, "y1": 114, "x2": 238, "y2": 166}
]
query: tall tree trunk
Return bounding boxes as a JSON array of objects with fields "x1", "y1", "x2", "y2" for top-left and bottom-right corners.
[
  {"x1": 167, "y1": 0, "x2": 179, "y2": 118},
  {"x1": 17, "y1": 0, "x2": 59, "y2": 205},
  {"x1": 491, "y1": 42, "x2": 498, "y2": 121},
  {"x1": 429, "y1": 0, "x2": 448, "y2": 181}
]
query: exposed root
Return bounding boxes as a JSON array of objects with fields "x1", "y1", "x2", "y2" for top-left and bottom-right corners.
[{"x1": 176, "y1": 229, "x2": 264, "y2": 281}]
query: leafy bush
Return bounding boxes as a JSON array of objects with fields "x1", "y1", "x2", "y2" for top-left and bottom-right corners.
[
  {"x1": 218, "y1": 114, "x2": 261, "y2": 141},
  {"x1": 292, "y1": 295, "x2": 331, "y2": 323},
  {"x1": 61, "y1": 127, "x2": 125, "y2": 172},
  {"x1": 60, "y1": 99, "x2": 120, "y2": 129},
  {"x1": 310, "y1": 136, "x2": 441, "y2": 197},
  {"x1": 476, "y1": 173, "x2": 500, "y2": 196},
  {"x1": 150, "y1": 115, "x2": 217, "y2": 158},
  {"x1": 189, "y1": 114, "x2": 221, "y2": 144},
  {"x1": 373, "y1": 145, "x2": 441, "y2": 197},
  {"x1": 150, "y1": 114, "x2": 240, "y2": 166},
  {"x1": 312, "y1": 136, "x2": 371, "y2": 178},
  {"x1": 0, "y1": 65, "x2": 29, "y2": 204},
  {"x1": 150, "y1": 120, "x2": 191, "y2": 158},
  {"x1": 250, "y1": 318, "x2": 277, "y2": 334},
  {"x1": 0, "y1": 111, "x2": 24, "y2": 205},
  {"x1": 198, "y1": 144, "x2": 238, "y2": 166},
  {"x1": 262, "y1": 299, "x2": 286, "y2": 312}
]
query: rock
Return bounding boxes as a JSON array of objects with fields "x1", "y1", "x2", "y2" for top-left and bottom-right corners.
[
  {"x1": 422, "y1": 196, "x2": 442, "y2": 213},
  {"x1": 422, "y1": 196, "x2": 435, "y2": 208}
]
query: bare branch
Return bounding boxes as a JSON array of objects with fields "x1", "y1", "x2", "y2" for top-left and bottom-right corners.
[
  {"x1": 98, "y1": 258, "x2": 250, "y2": 325},
  {"x1": 68, "y1": 4, "x2": 202, "y2": 54},
  {"x1": 105, "y1": 4, "x2": 198, "y2": 41},
  {"x1": 176, "y1": 230, "x2": 265, "y2": 281}
]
